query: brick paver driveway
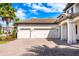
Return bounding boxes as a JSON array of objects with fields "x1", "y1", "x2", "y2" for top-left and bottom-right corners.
[{"x1": 0, "y1": 38, "x2": 79, "y2": 56}]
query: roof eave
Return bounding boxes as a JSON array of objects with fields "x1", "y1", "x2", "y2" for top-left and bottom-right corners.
[{"x1": 63, "y1": 3, "x2": 75, "y2": 11}]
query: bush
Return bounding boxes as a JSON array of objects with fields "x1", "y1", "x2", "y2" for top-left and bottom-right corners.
[
  {"x1": 0, "y1": 36, "x2": 3, "y2": 41},
  {"x1": 0, "y1": 28, "x2": 17, "y2": 41},
  {"x1": 5, "y1": 36, "x2": 14, "y2": 41},
  {"x1": 12, "y1": 29, "x2": 17, "y2": 38},
  {"x1": 0, "y1": 24, "x2": 2, "y2": 34},
  {"x1": 0, "y1": 36, "x2": 6, "y2": 41},
  {"x1": 0, "y1": 35, "x2": 15, "y2": 41}
]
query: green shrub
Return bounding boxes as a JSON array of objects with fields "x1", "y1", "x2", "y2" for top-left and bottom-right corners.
[
  {"x1": 0, "y1": 36, "x2": 14, "y2": 41},
  {"x1": 0, "y1": 36, "x2": 6, "y2": 41},
  {"x1": 5, "y1": 36, "x2": 13, "y2": 41},
  {"x1": 0, "y1": 36, "x2": 2, "y2": 41},
  {"x1": 12, "y1": 29, "x2": 17, "y2": 38},
  {"x1": 0, "y1": 24, "x2": 2, "y2": 34}
]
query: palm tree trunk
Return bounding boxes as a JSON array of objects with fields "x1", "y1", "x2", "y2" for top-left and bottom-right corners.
[{"x1": 6, "y1": 21, "x2": 9, "y2": 36}]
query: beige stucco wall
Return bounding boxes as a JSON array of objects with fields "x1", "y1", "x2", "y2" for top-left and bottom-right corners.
[
  {"x1": 64, "y1": 24, "x2": 68, "y2": 40},
  {"x1": 75, "y1": 21, "x2": 79, "y2": 40},
  {"x1": 61, "y1": 24, "x2": 68, "y2": 40},
  {"x1": 60, "y1": 20, "x2": 79, "y2": 40},
  {"x1": 59, "y1": 19, "x2": 68, "y2": 40},
  {"x1": 59, "y1": 15, "x2": 79, "y2": 40},
  {"x1": 73, "y1": 16, "x2": 79, "y2": 40}
]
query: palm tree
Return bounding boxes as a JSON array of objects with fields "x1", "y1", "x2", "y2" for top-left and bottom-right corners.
[
  {"x1": 0, "y1": 24, "x2": 2, "y2": 34},
  {"x1": 0, "y1": 3, "x2": 16, "y2": 34},
  {"x1": 15, "y1": 18, "x2": 20, "y2": 22}
]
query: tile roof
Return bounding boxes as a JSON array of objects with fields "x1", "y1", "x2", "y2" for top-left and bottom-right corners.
[{"x1": 15, "y1": 18, "x2": 58, "y2": 24}]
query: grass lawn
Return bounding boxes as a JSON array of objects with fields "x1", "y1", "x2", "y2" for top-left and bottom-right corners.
[{"x1": 0, "y1": 41, "x2": 9, "y2": 44}]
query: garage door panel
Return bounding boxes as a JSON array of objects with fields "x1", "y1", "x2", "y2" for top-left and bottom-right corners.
[
  {"x1": 17, "y1": 30, "x2": 30, "y2": 38},
  {"x1": 31, "y1": 30, "x2": 49, "y2": 38},
  {"x1": 47, "y1": 30, "x2": 58, "y2": 38},
  {"x1": 31, "y1": 30, "x2": 57, "y2": 38}
]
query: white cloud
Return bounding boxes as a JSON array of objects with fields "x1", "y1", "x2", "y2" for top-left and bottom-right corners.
[
  {"x1": 22, "y1": 3, "x2": 67, "y2": 17},
  {"x1": 23, "y1": 3, "x2": 26, "y2": 6},
  {"x1": 32, "y1": 4, "x2": 52, "y2": 12},
  {"x1": 29, "y1": 9, "x2": 38, "y2": 15},
  {"x1": 23, "y1": 3, "x2": 32, "y2": 7},
  {"x1": 47, "y1": 3, "x2": 67, "y2": 12},
  {"x1": 26, "y1": 3, "x2": 66, "y2": 13},
  {"x1": 15, "y1": 6, "x2": 18, "y2": 9},
  {"x1": 15, "y1": 8, "x2": 26, "y2": 19},
  {"x1": 23, "y1": 3, "x2": 39, "y2": 15},
  {"x1": 18, "y1": 8, "x2": 25, "y2": 12},
  {"x1": 32, "y1": 17, "x2": 37, "y2": 19}
]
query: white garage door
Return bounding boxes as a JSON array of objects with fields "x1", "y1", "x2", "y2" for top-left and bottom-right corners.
[
  {"x1": 17, "y1": 28, "x2": 58, "y2": 39},
  {"x1": 17, "y1": 28, "x2": 30, "y2": 38},
  {"x1": 31, "y1": 28, "x2": 58, "y2": 38}
]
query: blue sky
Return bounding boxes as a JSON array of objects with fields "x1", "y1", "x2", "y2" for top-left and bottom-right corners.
[
  {"x1": 0, "y1": 3, "x2": 66, "y2": 27},
  {"x1": 12, "y1": 3, "x2": 66, "y2": 20}
]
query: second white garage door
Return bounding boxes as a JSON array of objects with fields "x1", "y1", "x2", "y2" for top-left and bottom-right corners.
[{"x1": 31, "y1": 29, "x2": 57, "y2": 38}]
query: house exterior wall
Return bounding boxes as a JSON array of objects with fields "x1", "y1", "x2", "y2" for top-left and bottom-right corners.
[
  {"x1": 17, "y1": 24, "x2": 58, "y2": 29},
  {"x1": 63, "y1": 24, "x2": 68, "y2": 40},
  {"x1": 59, "y1": 18, "x2": 79, "y2": 41},
  {"x1": 75, "y1": 4, "x2": 79, "y2": 13},
  {"x1": 72, "y1": 16, "x2": 79, "y2": 40},
  {"x1": 59, "y1": 23, "x2": 68, "y2": 40},
  {"x1": 58, "y1": 26, "x2": 61, "y2": 39},
  {"x1": 66, "y1": 4, "x2": 76, "y2": 13},
  {"x1": 66, "y1": 4, "x2": 79, "y2": 14},
  {"x1": 67, "y1": 3, "x2": 79, "y2": 40},
  {"x1": 75, "y1": 20, "x2": 79, "y2": 40},
  {"x1": 59, "y1": 3, "x2": 79, "y2": 44}
]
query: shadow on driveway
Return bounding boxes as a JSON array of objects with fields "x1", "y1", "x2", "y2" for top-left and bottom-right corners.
[
  {"x1": 21, "y1": 45, "x2": 79, "y2": 56},
  {"x1": 46, "y1": 38, "x2": 79, "y2": 45}
]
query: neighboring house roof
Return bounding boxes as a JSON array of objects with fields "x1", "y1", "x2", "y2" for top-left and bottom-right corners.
[
  {"x1": 2, "y1": 27, "x2": 14, "y2": 29},
  {"x1": 15, "y1": 18, "x2": 58, "y2": 25},
  {"x1": 63, "y1": 3, "x2": 75, "y2": 11}
]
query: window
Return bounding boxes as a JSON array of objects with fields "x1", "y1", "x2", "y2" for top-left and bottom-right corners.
[
  {"x1": 75, "y1": 25, "x2": 77, "y2": 34},
  {"x1": 71, "y1": 7, "x2": 74, "y2": 13},
  {"x1": 69, "y1": 9, "x2": 71, "y2": 13}
]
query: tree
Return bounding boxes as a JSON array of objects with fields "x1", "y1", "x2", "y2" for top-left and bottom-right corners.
[
  {"x1": 0, "y1": 3, "x2": 16, "y2": 34},
  {"x1": 0, "y1": 24, "x2": 2, "y2": 34},
  {"x1": 15, "y1": 18, "x2": 20, "y2": 22}
]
